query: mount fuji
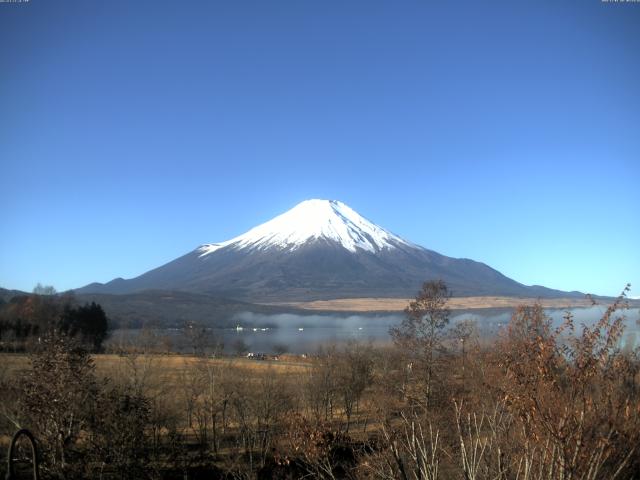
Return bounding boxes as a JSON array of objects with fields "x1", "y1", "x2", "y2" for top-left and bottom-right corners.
[{"x1": 77, "y1": 199, "x2": 578, "y2": 301}]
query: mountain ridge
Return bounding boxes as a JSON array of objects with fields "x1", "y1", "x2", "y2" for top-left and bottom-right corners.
[{"x1": 76, "y1": 199, "x2": 584, "y2": 301}]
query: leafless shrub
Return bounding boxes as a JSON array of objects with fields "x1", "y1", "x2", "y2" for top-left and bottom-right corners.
[
  {"x1": 498, "y1": 285, "x2": 639, "y2": 480},
  {"x1": 362, "y1": 412, "x2": 440, "y2": 480},
  {"x1": 19, "y1": 333, "x2": 99, "y2": 479},
  {"x1": 278, "y1": 413, "x2": 357, "y2": 479}
]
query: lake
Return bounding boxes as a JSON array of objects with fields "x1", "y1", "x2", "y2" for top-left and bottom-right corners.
[{"x1": 107, "y1": 305, "x2": 640, "y2": 355}]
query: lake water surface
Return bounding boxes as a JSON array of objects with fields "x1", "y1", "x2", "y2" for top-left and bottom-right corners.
[{"x1": 108, "y1": 306, "x2": 640, "y2": 355}]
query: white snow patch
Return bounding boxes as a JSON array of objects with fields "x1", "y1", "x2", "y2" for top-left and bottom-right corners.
[
  {"x1": 198, "y1": 199, "x2": 413, "y2": 256},
  {"x1": 197, "y1": 243, "x2": 225, "y2": 255}
]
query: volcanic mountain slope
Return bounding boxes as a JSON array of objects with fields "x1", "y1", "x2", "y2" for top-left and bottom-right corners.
[
  {"x1": 77, "y1": 199, "x2": 580, "y2": 301},
  {"x1": 73, "y1": 290, "x2": 306, "y2": 328}
]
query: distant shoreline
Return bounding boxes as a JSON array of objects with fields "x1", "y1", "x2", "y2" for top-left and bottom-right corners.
[{"x1": 266, "y1": 296, "x2": 640, "y2": 313}]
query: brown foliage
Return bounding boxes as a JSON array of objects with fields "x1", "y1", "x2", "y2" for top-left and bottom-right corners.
[
  {"x1": 497, "y1": 286, "x2": 639, "y2": 479},
  {"x1": 2, "y1": 282, "x2": 638, "y2": 480}
]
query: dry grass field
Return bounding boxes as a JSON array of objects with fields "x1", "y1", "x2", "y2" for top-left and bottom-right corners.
[
  {"x1": 0, "y1": 353, "x2": 311, "y2": 379},
  {"x1": 268, "y1": 295, "x2": 602, "y2": 312}
]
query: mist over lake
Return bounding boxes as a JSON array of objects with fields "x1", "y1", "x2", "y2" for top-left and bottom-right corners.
[{"x1": 107, "y1": 306, "x2": 640, "y2": 355}]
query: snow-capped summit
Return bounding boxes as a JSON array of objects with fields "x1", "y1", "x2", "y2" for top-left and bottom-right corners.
[{"x1": 198, "y1": 199, "x2": 412, "y2": 256}]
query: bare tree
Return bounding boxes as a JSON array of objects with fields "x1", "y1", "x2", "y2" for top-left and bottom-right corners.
[
  {"x1": 32, "y1": 283, "x2": 57, "y2": 296},
  {"x1": 450, "y1": 319, "x2": 478, "y2": 391},
  {"x1": 390, "y1": 280, "x2": 450, "y2": 409},
  {"x1": 335, "y1": 342, "x2": 374, "y2": 432},
  {"x1": 306, "y1": 346, "x2": 339, "y2": 422},
  {"x1": 272, "y1": 343, "x2": 289, "y2": 356},
  {"x1": 232, "y1": 338, "x2": 249, "y2": 356}
]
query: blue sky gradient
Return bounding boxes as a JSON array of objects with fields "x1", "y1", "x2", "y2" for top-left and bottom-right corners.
[{"x1": 1, "y1": 0, "x2": 638, "y2": 297}]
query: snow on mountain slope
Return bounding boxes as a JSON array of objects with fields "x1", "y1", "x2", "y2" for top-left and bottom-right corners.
[
  {"x1": 197, "y1": 199, "x2": 413, "y2": 256},
  {"x1": 75, "y1": 199, "x2": 583, "y2": 301}
]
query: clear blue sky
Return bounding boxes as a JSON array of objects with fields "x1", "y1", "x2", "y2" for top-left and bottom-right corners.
[{"x1": 1, "y1": 0, "x2": 638, "y2": 297}]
